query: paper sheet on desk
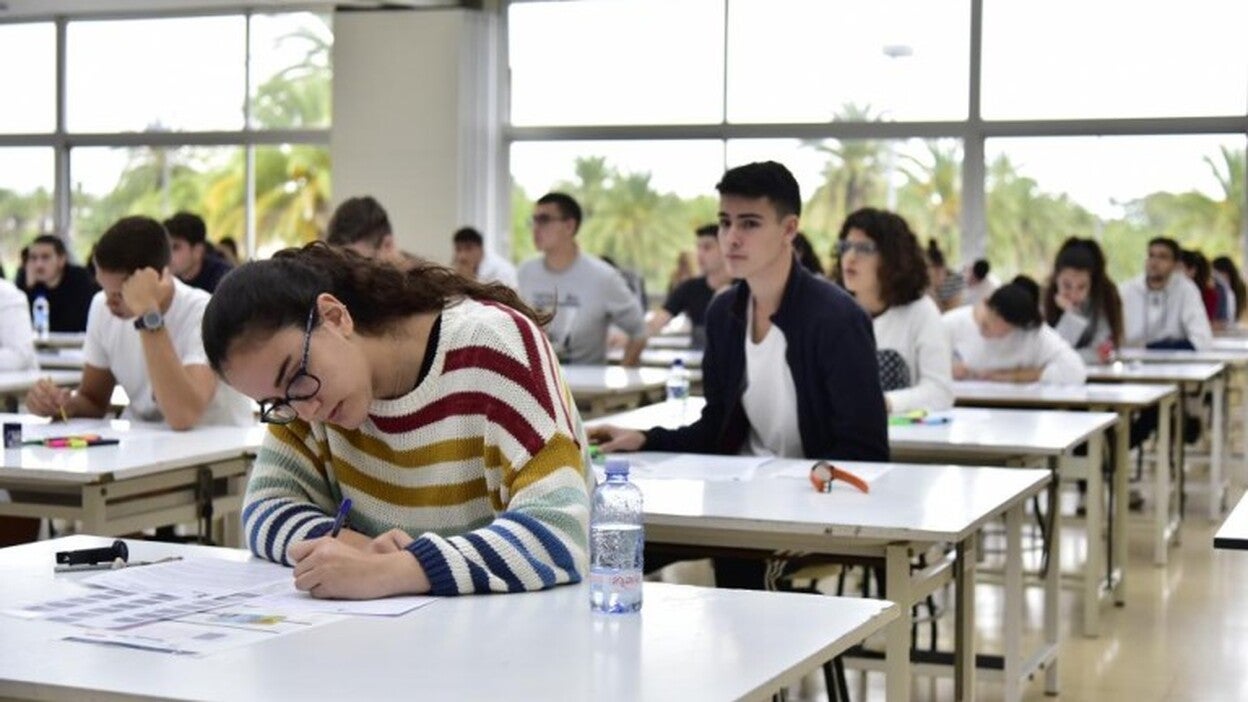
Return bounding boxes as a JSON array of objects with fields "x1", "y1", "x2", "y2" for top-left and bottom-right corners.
[
  {"x1": 84, "y1": 557, "x2": 291, "y2": 597},
  {"x1": 627, "y1": 454, "x2": 770, "y2": 482},
  {"x1": 251, "y1": 589, "x2": 439, "y2": 616},
  {"x1": 64, "y1": 607, "x2": 346, "y2": 656},
  {"x1": 766, "y1": 462, "x2": 895, "y2": 486}
]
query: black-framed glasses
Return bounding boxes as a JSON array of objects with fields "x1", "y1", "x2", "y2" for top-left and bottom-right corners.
[
  {"x1": 258, "y1": 306, "x2": 322, "y2": 425},
  {"x1": 837, "y1": 240, "x2": 879, "y2": 257},
  {"x1": 529, "y1": 213, "x2": 567, "y2": 227}
]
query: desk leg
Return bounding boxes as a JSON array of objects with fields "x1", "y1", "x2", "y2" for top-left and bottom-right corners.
[
  {"x1": 884, "y1": 543, "x2": 913, "y2": 702},
  {"x1": 1081, "y1": 435, "x2": 1104, "y2": 638},
  {"x1": 1155, "y1": 396, "x2": 1174, "y2": 566},
  {"x1": 1240, "y1": 366, "x2": 1248, "y2": 487},
  {"x1": 81, "y1": 484, "x2": 106, "y2": 535},
  {"x1": 1211, "y1": 376, "x2": 1226, "y2": 521},
  {"x1": 1044, "y1": 460, "x2": 1061, "y2": 696},
  {"x1": 1113, "y1": 413, "x2": 1130, "y2": 606},
  {"x1": 1003, "y1": 504, "x2": 1022, "y2": 702}
]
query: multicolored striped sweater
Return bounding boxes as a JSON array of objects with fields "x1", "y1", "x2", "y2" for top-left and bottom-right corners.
[{"x1": 242, "y1": 298, "x2": 591, "y2": 595}]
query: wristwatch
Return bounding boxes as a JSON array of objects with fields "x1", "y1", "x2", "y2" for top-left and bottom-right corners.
[{"x1": 133, "y1": 309, "x2": 165, "y2": 332}]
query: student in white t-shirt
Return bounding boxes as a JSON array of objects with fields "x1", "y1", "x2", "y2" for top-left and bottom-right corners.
[
  {"x1": 25, "y1": 216, "x2": 254, "y2": 429},
  {"x1": 0, "y1": 278, "x2": 36, "y2": 372},
  {"x1": 835, "y1": 207, "x2": 952, "y2": 413},
  {"x1": 945, "y1": 277, "x2": 1087, "y2": 385}
]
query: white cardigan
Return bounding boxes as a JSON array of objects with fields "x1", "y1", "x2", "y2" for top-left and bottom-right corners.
[
  {"x1": 874, "y1": 296, "x2": 954, "y2": 412},
  {"x1": 0, "y1": 279, "x2": 36, "y2": 372},
  {"x1": 943, "y1": 306, "x2": 1087, "y2": 385}
]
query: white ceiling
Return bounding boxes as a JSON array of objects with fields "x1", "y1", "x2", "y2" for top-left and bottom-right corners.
[{"x1": 0, "y1": 0, "x2": 469, "y2": 20}]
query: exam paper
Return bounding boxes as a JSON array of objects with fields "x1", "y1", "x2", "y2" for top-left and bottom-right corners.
[
  {"x1": 627, "y1": 454, "x2": 770, "y2": 482},
  {"x1": 64, "y1": 607, "x2": 345, "y2": 656},
  {"x1": 84, "y1": 557, "x2": 291, "y2": 597}
]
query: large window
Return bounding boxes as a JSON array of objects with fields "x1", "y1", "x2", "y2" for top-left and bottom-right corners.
[
  {"x1": 982, "y1": 0, "x2": 1248, "y2": 120},
  {"x1": 986, "y1": 135, "x2": 1246, "y2": 282},
  {"x1": 0, "y1": 12, "x2": 331, "y2": 272},
  {"x1": 727, "y1": 0, "x2": 969, "y2": 123},
  {"x1": 0, "y1": 148, "x2": 55, "y2": 276},
  {"x1": 509, "y1": 1, "x2": 1248, "y2": 293}
]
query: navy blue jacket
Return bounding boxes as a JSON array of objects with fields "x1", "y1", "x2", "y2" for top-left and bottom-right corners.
[{"x1": 644, "y1": 262, "x2": 889, "y2": 462}]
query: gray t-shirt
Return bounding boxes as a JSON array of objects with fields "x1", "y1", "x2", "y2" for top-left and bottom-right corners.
[{"x1": 518, "y1": 252, "x2": 646, "y2": 364}]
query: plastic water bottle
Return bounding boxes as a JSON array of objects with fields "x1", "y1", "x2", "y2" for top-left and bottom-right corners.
[
  {"x1": 590, "y1": 458, "x2": 644, "y2": 614},
  {"x1": 31, "y1": 295, "x2": 50, "y2": 341},
  {"x1": 665, "y1": 358, "x2": 690, "y2": 403}
]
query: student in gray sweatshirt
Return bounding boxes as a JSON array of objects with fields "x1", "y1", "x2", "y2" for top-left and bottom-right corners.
[{"x1": 1118, "y1": 237, "x2": 1212, "y2": 350}]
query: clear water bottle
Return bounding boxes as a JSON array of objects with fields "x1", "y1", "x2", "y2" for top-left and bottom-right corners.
[
  {"x1": 31, "y1": 295, "x2": 50, "y2": 341},
  {"x1": 665, "y1": 358, "x2": 690, "y2": 402},
  {"x1": 590, "y1": 458, "x2": 644, "y2": 614}
]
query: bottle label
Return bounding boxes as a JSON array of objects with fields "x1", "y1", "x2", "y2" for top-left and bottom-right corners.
[{"x1": 590, "y1": 569, "x2": 643, "y2": 595}]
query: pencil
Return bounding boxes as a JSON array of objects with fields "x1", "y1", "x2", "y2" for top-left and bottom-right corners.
[{"x1": 58, "y1": 405, "x2": 69, "y2": 423}]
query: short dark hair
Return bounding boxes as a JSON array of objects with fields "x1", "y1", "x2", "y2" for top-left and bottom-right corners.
[
  {"x1": 1180, "y1": 249, "x2": 1211, "y2": 287},
  {"x1": 1148, "y1": 237, "x2": 1180, "y2": 261},
  {"x1": 695, "y1": 224, "x2": 718, "y2": 239},
  {"x1": 326, "y1": 196, "x2": 392, "y2": 248},
  {"x1": 93, "y1": 216, "x2": 172, "y2": 275},
  {"x1": 925, "y1": 239, "x2": 947, "y2": 268},
  {"x1": 163, "y1": 212, "x2": 207, "y2": 247},
  {"x1": 452, "y1": 226, "x2": 484, "y2": 247},
  {"x1": 218, "y1": 237, "x2": 239, "y2": 258},
  {"x1": 716, "y1": 161, "x2": 802, "y2": 219},
  {"x1": 987, "y1": 277, "x2": 1042, "y2": 330},
  {"x1": 836, "y1": 207, "x2": 929, "y2": 307},
  {"x1": 535, "y1": 192, "x2": 583, "y2": 233},
  {"x1": 30, "y1": 234, "x2": 67, "y2": 257},
  {"x1": 971, "y1": 259, "x2": 990, "y2": 280}
]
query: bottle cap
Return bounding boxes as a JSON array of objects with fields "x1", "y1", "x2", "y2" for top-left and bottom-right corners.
[
  {"x1": 604, "y1": 458, "x2": 630, "y2": 476},
  {"x1": 672, "y1": 358, "x2": 684, "y2": 368}
]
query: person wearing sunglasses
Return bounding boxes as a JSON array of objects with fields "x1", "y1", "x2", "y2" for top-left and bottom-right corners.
[
  {"x1": 517, "y1": 192, "x2": 647, "y2": 365},
  {"x1": 202, "y1": 242, "x2": 589, "y2": 600},
  {"x1": 24, "y1": 216, "x2": 254, "y2": 429},
  {"x1": 834, "y1": 207, "x2": 953, "y2": 413}
]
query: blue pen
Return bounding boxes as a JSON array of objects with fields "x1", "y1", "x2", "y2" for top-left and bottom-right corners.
[{"x1": 329, "y1": 498, "x2": 352, "y2": 538}]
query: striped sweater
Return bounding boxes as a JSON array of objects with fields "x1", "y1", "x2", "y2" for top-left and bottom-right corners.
[{"x1": 242, "y1": 298, "x2": 591, "y2": 595}]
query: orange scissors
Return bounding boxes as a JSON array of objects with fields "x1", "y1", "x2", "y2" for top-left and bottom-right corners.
[{"x1": 809, "y1": 461, "x2": 869, "y2": 494}]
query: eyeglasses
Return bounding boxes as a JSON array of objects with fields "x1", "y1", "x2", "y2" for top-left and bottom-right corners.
[
  {"x1": 529, "y1": 213, "x2": 567, "y2": 227},
  {"x1": 258, "y1": 306, "x2": 323, "y2": 425},
  {"x1": 836, "y1": 240, "x2": 879, "y2": 256}
]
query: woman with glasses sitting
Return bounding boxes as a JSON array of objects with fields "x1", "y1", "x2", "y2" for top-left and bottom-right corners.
[
  {"x1": 834, "y1": 208, "x2": 953, "y2": 413},
  {"x1": 202, "y1": 242, "x2": 589, "y2": 600}
]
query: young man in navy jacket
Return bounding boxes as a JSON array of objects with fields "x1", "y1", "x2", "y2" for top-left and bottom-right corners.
[{"x1": 590, "y1": 161, "x2": 888, "y2": 586}]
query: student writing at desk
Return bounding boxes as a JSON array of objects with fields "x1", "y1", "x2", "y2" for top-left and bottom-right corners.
[
  {"x1": 944, "y1": 277, "x2": 1087, "y2": 385},
  {"x1": 202, "y1": 244, "x2": 590, "y2": 599},
  {"x1": 24, "y1": 217, "x2": 253, "y2": 429}
]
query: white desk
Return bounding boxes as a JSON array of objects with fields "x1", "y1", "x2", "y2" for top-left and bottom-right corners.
[
  {"x1": 1087, "y1": 360, "x2": 1229, "y2": 523},
  {"x1": 0, "y1": 370, "x2": 81, "y2": 410},
  {"x1": 33, "y1": 332, "x2": 86, "y2": 350},
  {"x1": 644, "y1": 335, "x2": 693, "y2": 349},
  {"x1": 561, "y1": 365, "x2": 670, "y2": 418},
  {"x1": 0, "y1": 416, "x2": 263, "y2": 545},
  {"x1": 634, "y1": 456, "x2": 1055, "y2": 702},
  {"x1": 608, "y1": 347, "x2": 705, "y2": 370},
  {"x1": 0, "y1": 536, "x2": 899, "y2": 702},
  {"x1": 593, "y1": 399, "x2": 1117, "y2": 637},
  {"x1": 954, "y1": 380, "x2": 1182, "y2": 568},
  {"x1": 1214, "y1": 493, "x2": 1248, "y2": 550},
  {"x1": 35, "y1": 348, "x2": 85, "y2": 371}
]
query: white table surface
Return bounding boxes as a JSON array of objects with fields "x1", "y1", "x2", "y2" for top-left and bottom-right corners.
[
  {"x1": 1085, "y1": 361, "x2": 1224, "y2": 384},
  {"x1": 1117, "y1": 347, "x2": 1248, "y2": 366},
  {"x1": 1211, "y1": 336, "x2": 1248, "y2": 352},
  {"x1": 560, "y1": 365, "x2": 669, "y2": 394},
  {"x1": 953, "y1": 379, "x2": 1177, "y2": 409},
  {"x1": 630, "y1": 454, "x2": 1050, "y2": 543},
  {"x1": 592, "y1": 398, "x2": 1115, "y2": 458},
  {"x1": 34, "y1": 332, "x2": 86, "y2": 350},
  {"x1": 609, "y1": 347, "x2": 705, "y2": 369},
  {"x1": 0, "y1": 370, "x2": 81, "y2": 395},
  {"x1": 1215, "y1": 493, "x2": 1248, "y2": 550},
  {"x1": 0, "y1": 415, "x2": 264, "y2": 483},
  {"x1": 644, "y1": 335, "x2": 692, "y2": 349},
  {"x1": 0, "y1": 536, "x2": 899, "y2": 702},
  {"x1": 36, "y1": 348, "x2": 85, "y2": 371}
]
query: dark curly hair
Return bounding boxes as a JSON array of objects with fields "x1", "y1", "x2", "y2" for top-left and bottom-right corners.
[
  {"x1": 203, "y1": 242, "x2": 550, "y2": 374},
  {"x1": 834, "y1": 207, "x2": 930, "y2": 308}
]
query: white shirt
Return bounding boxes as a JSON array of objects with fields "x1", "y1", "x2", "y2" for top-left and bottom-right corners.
[
  {"x1": 1118, "y1": 273, "x2": 1213, "y2": 350},
  {"x1": 476, "y1": 250, "x2": 518, "y2": 290},
  {"x1": 963, "y1": 273, "x2": 1001, "y2": 306},
  {"x1": 0, "y1": 279, "x2": 36, "y2": 372},
  {"x1": 740, "y1": 303, "x2": 803, "y2": 457},
  {"x1": 82, "y1": 279, "x2": 254, "y2": 426},
  {"x1": 874, "y1": 296, "x2": 953, "y2": 413},
  {"x1": 943, "y1": 306, "x2": 1087, "y2": 385}
]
